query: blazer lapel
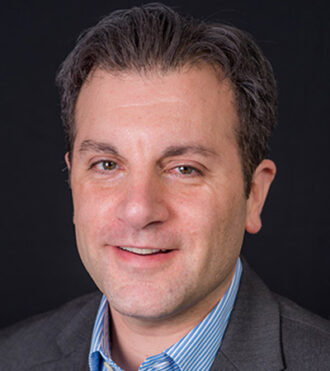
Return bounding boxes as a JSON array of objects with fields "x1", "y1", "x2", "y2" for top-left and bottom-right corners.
[
  {"x1": 55, "y1": 292, "x2": 102, "y2": 370},
  {"x1": 211, "y1": 260, "x2": 285, "y2": 371}
]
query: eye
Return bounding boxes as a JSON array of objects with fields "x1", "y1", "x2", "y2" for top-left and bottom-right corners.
[
  {"x1": 93, "y1": 160, "x2": 118, "y2": 171},
  {"x1": 176, "y1": 165, "x2": 201, "y2": 176}
]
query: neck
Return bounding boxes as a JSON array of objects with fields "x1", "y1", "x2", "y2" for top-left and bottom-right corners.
[{"x1": 110, "y1": 314, "x2": 197, "y2": 371}]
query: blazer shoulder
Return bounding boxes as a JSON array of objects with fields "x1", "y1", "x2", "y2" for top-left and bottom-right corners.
[
  {"x1": 275, "y1": 293, "x2": 330, "y2": 367},
  {"x1": 216, "y1": 260, "x2": 330, "y2": 371},
  {"x1": 276, "y1": 293, "x2": 330, "y2": 334},
  {"x1": 0, "y1": 291, "x2": 101, "y2": 368}
]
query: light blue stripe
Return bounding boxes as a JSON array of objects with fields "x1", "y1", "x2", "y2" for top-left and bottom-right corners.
[{"x1": 89, "y1": 258, "x2": 242, "y2": 371}]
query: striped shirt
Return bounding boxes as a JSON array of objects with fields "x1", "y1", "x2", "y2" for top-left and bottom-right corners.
[{"x1": 89, "y1": 258, "x2": 242, "y2": 371}]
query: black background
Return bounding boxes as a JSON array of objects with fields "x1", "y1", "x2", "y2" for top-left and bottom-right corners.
[{"x1": 1, "y1": 0, "x2": 329, "y2": 329}]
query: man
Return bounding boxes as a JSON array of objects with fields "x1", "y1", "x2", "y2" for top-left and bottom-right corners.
[{"x1": 0, "y1": 3, "x2": 329, "y2": 370}]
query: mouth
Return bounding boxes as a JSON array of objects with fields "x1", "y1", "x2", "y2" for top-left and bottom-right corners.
[{"x1": 117, "y1": 246, "x2": 172, "y2": 255}]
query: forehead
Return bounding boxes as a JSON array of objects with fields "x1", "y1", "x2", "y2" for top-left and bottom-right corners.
[{"x1": 74, "y1": 65, "x2": 239, "y2": 150}]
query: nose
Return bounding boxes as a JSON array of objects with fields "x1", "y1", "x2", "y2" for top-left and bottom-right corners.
[{"x1": 115, "y1": 172, "x2": 169, "y2": 230}]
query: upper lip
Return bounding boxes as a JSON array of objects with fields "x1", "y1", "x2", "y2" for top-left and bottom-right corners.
[{"x1": 115, "y1": 245, "x2": 172, "y2": 251}]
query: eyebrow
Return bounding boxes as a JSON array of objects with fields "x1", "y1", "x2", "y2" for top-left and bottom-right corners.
[
  {"x1": 78, "y1": 140, "x2": 120, "y2": 156},
  {"x1": 78, "y1": 140, "x2": 218, "y2": 159},
  {"x1": 160, "y1": 145, "x2": 218, "y2": 159}
]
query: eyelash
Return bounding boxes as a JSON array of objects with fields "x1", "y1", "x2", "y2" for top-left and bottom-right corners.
[{"x1": 90, "y1": 160, "x2": 203, "y2": 177}]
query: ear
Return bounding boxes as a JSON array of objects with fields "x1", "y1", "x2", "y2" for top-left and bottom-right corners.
[
  {"x1": 245, "y1": 159, "x2": 276, "y2": 234},
  {"x1": 65, "y1": 152, "x2": 71, "y2": 170},
  {"x1": 64, "y1": 152, "x2": 72, "y2": 190}
]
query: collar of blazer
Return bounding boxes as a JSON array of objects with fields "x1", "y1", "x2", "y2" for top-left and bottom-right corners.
[{"x1": 56, "y1": 292, "x2": 101, "y2": 370}]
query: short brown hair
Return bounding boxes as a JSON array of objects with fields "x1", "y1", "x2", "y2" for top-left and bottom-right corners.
[{"x1": 56, "y1": 2, "x2": 277, "y2": 196}]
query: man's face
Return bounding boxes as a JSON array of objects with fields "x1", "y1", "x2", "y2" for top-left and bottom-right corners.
[{"x1": 68, "y1": 65, "x2": 268, "y2": 322}]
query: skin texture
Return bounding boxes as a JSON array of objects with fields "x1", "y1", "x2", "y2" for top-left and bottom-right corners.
[{"x1": 66, "y1": 65, "x2": 275, "y2": 369}]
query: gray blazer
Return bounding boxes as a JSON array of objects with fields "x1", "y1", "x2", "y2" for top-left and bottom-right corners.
[{"x1": 1, "y1": 261, "x2": 330, "y2": 370}]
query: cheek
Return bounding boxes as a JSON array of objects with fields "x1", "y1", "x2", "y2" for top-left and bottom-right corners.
[
  {"x1": 175, "y1": 189, "x2": 224, "y2": 244},
  {"x1": 72, "y1": 183, "x2": 117, "y2": 236},
  {"x1": 177, "y1": 186, "x2": 246, "y2": 251}
]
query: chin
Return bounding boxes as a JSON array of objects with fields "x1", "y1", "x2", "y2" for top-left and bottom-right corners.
[{"x1": 106, "y1": 285, "x2": 189, "y2": 321}]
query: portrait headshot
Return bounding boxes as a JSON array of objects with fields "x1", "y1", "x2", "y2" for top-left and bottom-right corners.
[{"x1": 1, "y1": 1, "x2": 330, "y2": 370}]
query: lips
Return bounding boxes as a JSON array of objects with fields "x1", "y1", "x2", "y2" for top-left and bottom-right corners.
[{"x1": 117, "y1": 246, "x2": 172, "y2": 255}]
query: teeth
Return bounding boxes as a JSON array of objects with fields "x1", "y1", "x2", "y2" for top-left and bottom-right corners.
[{"x1": 119, "y1": 247, "x2": 162, "y2": 255}]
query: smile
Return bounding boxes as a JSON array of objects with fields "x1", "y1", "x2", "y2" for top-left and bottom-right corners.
[{"x1": 118, "y1": 246, "x2": 171, "y2": 255}]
